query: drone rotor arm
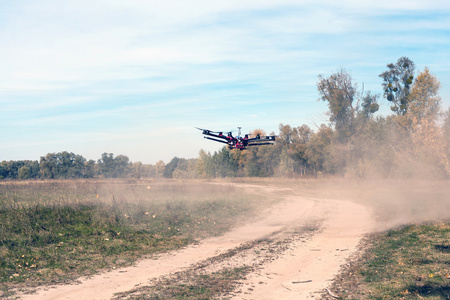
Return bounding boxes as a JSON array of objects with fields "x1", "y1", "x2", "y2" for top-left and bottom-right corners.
[
  {"x1": 247, "y1": 142, "x2": 274, "y2": 146},
  {"x1": 204, "y1": 137, "x2": 229, "y2": 144}
]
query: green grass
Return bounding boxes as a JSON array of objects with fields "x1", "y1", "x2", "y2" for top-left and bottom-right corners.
[
  {"x1": 0, "y1": 179, "x2": 275, "y2": 294},
  {"x1": 328, "y1": 222, "x2": 450, "y2": 299}
]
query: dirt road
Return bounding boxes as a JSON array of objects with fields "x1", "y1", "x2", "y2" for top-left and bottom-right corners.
[{"x1": 19, "y1": 183, "x2": 375, "y2": 299}]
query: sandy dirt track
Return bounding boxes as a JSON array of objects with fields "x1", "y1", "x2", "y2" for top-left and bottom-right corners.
[{"x1": 19, "y1": 183, "x2": 375, "y2": 300}]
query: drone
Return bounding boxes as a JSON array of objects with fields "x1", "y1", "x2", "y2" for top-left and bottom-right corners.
[{"x1": 197, "y1": 127, "x2": 276, "y2": 150}]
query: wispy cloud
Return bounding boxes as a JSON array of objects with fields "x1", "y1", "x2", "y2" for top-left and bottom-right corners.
[{"x1": 1, "y1": 0, "x2": 449, "y2": 163}]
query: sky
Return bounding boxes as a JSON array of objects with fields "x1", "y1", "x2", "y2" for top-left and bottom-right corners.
[{"x1": 1, "y1": 0, "x2": 450, "y2": 164}]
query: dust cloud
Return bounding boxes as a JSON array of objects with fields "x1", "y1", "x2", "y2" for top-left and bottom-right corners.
[{"x1": 275, "y1": 177, "x2": 450, "y2": 231}]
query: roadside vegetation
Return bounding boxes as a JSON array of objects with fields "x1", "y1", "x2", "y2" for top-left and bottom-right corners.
[
  {"x1": 326, "y1": 222, "x2": 450, "y2": 300},
  {"x1": 0, "y1": 179, "x2": 277, "y2": 296},
  {"x1": 1, "y1": 179, "x2": 449, "y2": 299}
]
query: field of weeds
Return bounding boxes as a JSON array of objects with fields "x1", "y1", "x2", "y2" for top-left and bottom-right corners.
[
  {"x1": 0, "y1": 179, "x2": 275, "y2": 296},
  {"x1": 2, "y1": 178, "x2": 449, "y2": 299},
  {"x1": 327, "y1": 222, "x2": 450, "y2": 299}
]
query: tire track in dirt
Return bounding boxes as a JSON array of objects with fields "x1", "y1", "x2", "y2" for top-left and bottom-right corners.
[
  {"x1": 232, "y1": 196, "x2": 374, "y2": 299},
  {"x1": 18, "y1": 183, "x2": 375, "y2": 300}
]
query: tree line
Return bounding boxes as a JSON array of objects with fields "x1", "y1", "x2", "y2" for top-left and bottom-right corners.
[
  {"x1": 0, "y1": 152, "x2": 136, "y2": 180},
  {"x1": 2, "y1": 57, "x2": 449, "y2": 180}
]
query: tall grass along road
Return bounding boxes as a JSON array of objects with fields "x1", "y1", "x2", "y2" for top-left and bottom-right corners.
[
  {"x1": 6, "y1": 179, "x2": 375, "y2": 299},
  {"x1": 1, "y1": 180, "x2": 273, "y2": 298},
  {"x1": 3, "y1": 179, "x2": 449, "y2": 299}
]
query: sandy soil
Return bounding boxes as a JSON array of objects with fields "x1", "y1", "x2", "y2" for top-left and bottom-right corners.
[{"x1": 19, "y1": 183, "x2": 375, "y2": 300}]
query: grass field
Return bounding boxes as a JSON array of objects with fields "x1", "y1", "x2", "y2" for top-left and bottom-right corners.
[
  {"x1": 1, "y1": 178, "x2": 449, "y2": 299},
  {"x1": 0, "y1": 179, "x2": 276, "y2": 296},
  {"x1": 327, "y1": 222, "x2": 450, "y2": 299}
]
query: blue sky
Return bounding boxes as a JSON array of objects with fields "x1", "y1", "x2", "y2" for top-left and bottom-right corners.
[{"x1": 1, "y1": 0, "x2": 449, "y2": 164}]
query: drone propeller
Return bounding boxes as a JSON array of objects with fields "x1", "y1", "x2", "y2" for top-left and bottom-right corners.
[{"x1": 196, "y1": 127, "x2": 230, "y2": 134}]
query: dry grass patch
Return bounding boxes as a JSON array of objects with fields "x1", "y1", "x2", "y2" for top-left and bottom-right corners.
[{"x1": 0, "y1": 179, "x2": 277, "y2": 297}]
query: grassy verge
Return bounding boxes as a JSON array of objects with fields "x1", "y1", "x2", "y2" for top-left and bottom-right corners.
[
  {"x1": 326, "y1": 222, "x2": 450, "y2": 299},
  {"x1": 0, "y1": 179, "x2": 276, "y2": 296}
]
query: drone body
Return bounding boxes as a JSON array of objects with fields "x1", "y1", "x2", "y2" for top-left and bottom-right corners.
[{"x1": 197, "y1": 127, "x2": 276, "y2": 150}]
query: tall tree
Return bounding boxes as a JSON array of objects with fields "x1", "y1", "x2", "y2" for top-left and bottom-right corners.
[
  {"x1": 97, "y1": 153, "x2": 130, "y2": 178},
  {"x1": 305, "y1": 124, "x2": 334, "y2": 174},
  {"x1": 84, "y1": 159, "x2": 96, "y2": 178},
  {"x1": 407, "y1": 67, "x2": 441, "y2": 127},
  {"x1": 379, "y1": 56, "x2": 415, "y2": 115},
  {"x1": 277, "y1": 124, "x2": 312, "y2": 176},
  {"x1": 407, "y1": 67, "x2": 444, "y2": 174},
  {"x1": 39, "y1": 153, "x2": 58, "y2": 179},
  {"x1": 317, "y1": 69, "x2": 356, "y2": 142},
  {"x1": 98, "y1": 153, "x2": 115, "y2": 178},
  {"x1": 113, "y1": 155, "x2": 131, "y2": 177},
  {"x1": 212, "y1": 148, "x2": 239, "y2": 177},
  {"x1": 0, "y1": 163, "x2": 6, "y2": 179},
  {"x1": 317, "y1": 69, "x2": 379, "y2": 143}
]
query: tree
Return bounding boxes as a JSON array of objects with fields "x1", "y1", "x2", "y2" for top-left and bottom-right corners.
[
  {"x1": 407, "y1": 67, "x2": 441, "y2": 127},
  {"x1": 172, "y1": 158, "x2": 197, "y2": 178},
  {"x1": 164, "y1": 157, "x2": 180, "y2": 178},
  {"x1": 317, "y1": 69, "x2": 356, "y2": 142},
  {"x1": 0, "y1": 163, "x2": 6, "y2": 180},
  {"x1": 305, "y1": 124, "x2": 334, "y2": 174},
  {"x1": 254, "y1": 144, "x2": 280, "y2": 177},
  {"x1": 131, "y1": 162, "x2": 143, "y2": 179},
  {"x1": 196, "y1": 150, "x2": 212, "y2": 178},
  {"x1": 407, "y1": 67, "x2": 444, "y2": 175},
  {"x1": 318, "y1": 69, "x2": 379, "y2": 143},
  {"x1": 379, "y1": 56, "x2": 415, "y2": 115},
  {"x1": 39, "y1": 152, "x2": 88, "y2": 179},
  {"x1": 97, "y1": 153, "x2": 130, "y2": 178},
  {"x1": 39, "y1": 153, "x2": 58, "y2": 179},
  {"x1": 276, "y1": 124, "x2": 312, "y2": 176},
  {"x1": 18, "y1": 166, "x2": 31, "y2": 179},
  {"x1": 84, "y1": 160, "x2": 96, "y2": 178},
  {"x1": 278, "y1": 124, "x2": 296, "y2": 146},
  {"x1": 212, "y1": 148, "x2": 239, "y2": 177},
  {"x1": 113, "y1": 155, "x2": 131, "y2": 177},
  {"x1": 98, "y1": 153, "x2": 114, "y2": 177},
  {"x1": 155, "y1": 160, "x2": 165, "y2": 178}
]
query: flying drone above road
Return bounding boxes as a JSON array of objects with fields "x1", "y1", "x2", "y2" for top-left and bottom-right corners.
[{"x1": 197, "y1": 127, "x2": 276, "y2": 150}]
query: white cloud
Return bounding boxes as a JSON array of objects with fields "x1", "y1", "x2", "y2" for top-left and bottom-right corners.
[{"x1": 1, "y1": 0, "x2": 449, "y2": 162}]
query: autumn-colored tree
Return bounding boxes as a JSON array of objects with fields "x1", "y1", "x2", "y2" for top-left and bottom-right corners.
[
  {"x1": 407, "y1": 67, "x2": 441, "y2": 127},
  {"x1": 155, "y1": 160, "x2": 165, "y2": 178},
  {"x1": 276, "y1": 124, "x2": 313, "y2": 176},
  {"x1": 406, "y1": 67, "x2": 446, "y2": 175},
  {"x1": 250, "y1": 128, "x2": 266, "y2": 138},
  {"x1": 305, "y1": 124, "x2": 334, "y2": 174}
]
